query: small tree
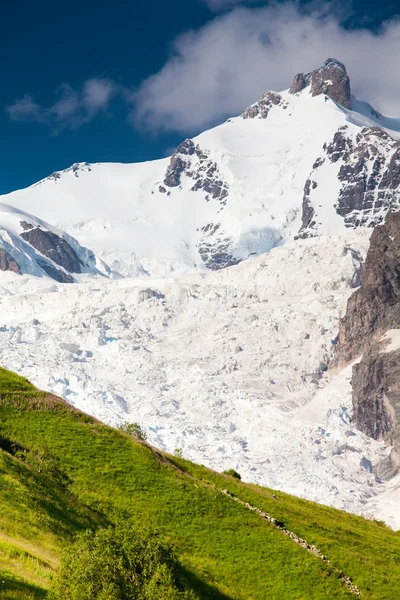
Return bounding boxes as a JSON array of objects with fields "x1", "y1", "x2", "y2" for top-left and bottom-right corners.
[
  {"x1": 118, "y1": 421, "x2": 147, "y2": 442},
  {"x1": 51, "y1": 521, "x2": 196, "y2": 599},
  {"x1": 174, "y1": 448, "x2": 183, "y2": 458},
  {"x1": 223, "y1": 469, "x2": 241, "y2": 480}
]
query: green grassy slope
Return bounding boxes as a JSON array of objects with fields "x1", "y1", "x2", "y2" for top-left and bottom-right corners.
[{"x1": 0, "y1": 367, "x2": 398, "y2": 599}]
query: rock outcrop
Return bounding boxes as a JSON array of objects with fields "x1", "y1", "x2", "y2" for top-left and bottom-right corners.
[
  {"x1": 337, "y1": 212, "x2": 400, "y2": 471},
  {"x1": 242, "y1": 91, "x2": 288, "y2": 119},
  {"x1": 298, "y1": 125, "x2": 400, "y2": 238},
  {"x1": 338, "y1": 212, "x2": 400, "y2": 360},
  {"x1": 289, "y1": 58, "x2": 351, "y2": 109},
  {"x1": 161, "y1": 140, "x2": 237, "y2": 270},
  {"x1": 0, "y1": 248, "x2": 21, "y2": 274},
  {"x1": 296, "y1": 178, "x2": 318, "y2": 238},
  {"x1": 197, "y1": 222, "x2": 241, "y2": 271},
  {"x1": 21, "y1": 226, "x2": 83, "y2": 274},
  {"x1": 163, "y1": 139, "x2": 229, "y2": 206},
  {"x1": 352, "y1": 348, "x2": 400, "y2": 445},
  {"x1": 38, "y1": 260, "x2": 74, "y2": 284}
]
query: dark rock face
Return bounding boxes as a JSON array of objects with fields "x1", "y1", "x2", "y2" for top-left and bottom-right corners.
[
  {"x1": 161, "y1": 140, "x2": 233, "y2": 269},
  {"x1": 197, "y1": 223, "x2": 241, "y2": 270},
  {"x1": 162, "y1": 139, "x2": 229, "y2": 205},
  {"x1": 333, "y1": 128, "x2": 400, "y2": 228},
  {"x1": 289, "y1": 58, "x2": 351, "y2": 109},
  {"x1": 0, "y1": 249, "x2": 21, "y2": 275},
  {"x1": 338, "y1": 212, "x2": 400, "y2": 360},
  {"x1": 69, "y1": 162, "x2": 92, "y2": 177},
  {"x1": 47, "y1": 172, "x2": 61, "y2": 182},
  {"x1": 336, "y1": 212, "x2": 400, "y2": 468},
  {"x1": 38, "y1": 260, "x2": 74, "y2": 284},
  {"x1": 352, "y1": 349, "x2": 400, "y2": 446},
  {"x1": 326, "y1": 126, "x2": 353, "y2": 164},
  {"x1": 296, "y1": 179, "x2": 318, "y2": 238},
  {"x1": 310, "y1": 59, "x2": 351, "y2": 109},
  {"x1": 297, "y1": 125, "x2": 400, "y2": 238},
  {"x1": 164, "y1": 155, "x2": 187, "y2": 187},
  {"x1": 242, "y1": 91, "x2": 287, "y2": 119},
  {"x1": 289, "y1": 73, "x2": 311, "y2": 95},
  {"x1": 21, "y1": 227, "x2": 83, "y2": 274},
  {"x1": 20, "y1": 221, "x2": 34, "y2": 232},
  {"x1": 190, "y1": 164, "x2": 229, "y2": 204}
]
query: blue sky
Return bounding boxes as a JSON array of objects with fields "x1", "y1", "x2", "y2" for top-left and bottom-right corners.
[{"x1": 1, "y1": 0, "x2": 399, "y2": 194}]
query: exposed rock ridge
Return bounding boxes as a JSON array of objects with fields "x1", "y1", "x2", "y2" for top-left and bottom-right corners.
[
  {"x1": 241, "y1": 91, "x2": 288, "y2": 119},
  {"x1": 336, "y1": 212, "x2": 400, "y2": 474},
  {"x1": 0, "y1": 248, "x2": 21, "y2": 274},
  {"x1": 37, "y1": 162, "x2": 92, "y2": 185},
  {"x1": 161, "y1": 140, "x2": 240, "y2": 270},
  {"x1": 289, "y1": 58, "x2": 351, "y2": 109},
  {"x1": 20, "y1": 226, "x2": 83, "y2": 274},
  {"x1": 197, "y1": 222, "x2": 240, "y2": 271},
  {"x1": 338, "y1": 212, "x2": 400, "y2": 360},
  {"x1": 38, "y1": 260, "x2": 74, "y2": 284},
  {"x1": 298, "y1": 125, "x2": 400, "y2": 238},
  {"x1": 163, "y1": 139, "x2": 229, "y2": 206}
]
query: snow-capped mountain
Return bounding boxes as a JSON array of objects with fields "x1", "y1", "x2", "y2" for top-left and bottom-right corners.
[
  {"x1": 2, "y1": 58, "x2": 400, "y2": 528},
  {"x1": 3, "y1": 59, "x2": 400, "y2": 278}
]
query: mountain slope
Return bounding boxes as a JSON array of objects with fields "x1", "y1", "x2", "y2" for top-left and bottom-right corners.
[
  {"x1": 1, "y1": 59, "x2": 400, "y2": 528},
  {"x1": 0, "y1": 203, "x2": 113, "y2": 284},
  {"x1": 1, "y1": 367, "x2": 400, "y2": 599},
  {"x1": 2, "y1": 60, "x2": 400, "y2": 279},
  {"x1": 0, "y1": 230, "x2": 387, "y2": 522}
]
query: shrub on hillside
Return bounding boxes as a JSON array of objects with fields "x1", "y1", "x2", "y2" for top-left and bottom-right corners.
[
  {"x1": 223, "y1": 469, "x2": 241, "y2": 480},
  {"x1": 118, "y1": 421, "x2": 147, "y2": 442},
  {"x1": 50, "y1": 520, "x2": 196, "y2": 599}
]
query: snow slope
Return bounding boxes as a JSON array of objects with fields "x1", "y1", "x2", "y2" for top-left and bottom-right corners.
[
  {"x1": 2, "y1": 85, "x2": 399, "y2": 277},
  {"x1": 0, "y1": 229, "x2": 396, "y2": 523}
]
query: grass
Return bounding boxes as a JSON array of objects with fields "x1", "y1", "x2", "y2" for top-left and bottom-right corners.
[{"x1": 0, "y1": 366, "x2": 398, "y2": 598}]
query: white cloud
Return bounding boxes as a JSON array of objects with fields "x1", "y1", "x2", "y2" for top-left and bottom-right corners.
[
  {"x1": 82, "y1": 79, "x2": 116, "y2": 114},
  {"x1": 133, "y1": 3, "x2": 400, "y2": 134},
  {"x1": 7, "y1": 78, "x2": 116, "y2": 131},
  {"x1": 7, "y1": 95, "x2": 45, "y2": 123}
]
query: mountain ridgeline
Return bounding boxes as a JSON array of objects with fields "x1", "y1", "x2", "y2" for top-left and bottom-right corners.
[{"x1": 2, "y1": 58, "x2": 400, "y2": 279}]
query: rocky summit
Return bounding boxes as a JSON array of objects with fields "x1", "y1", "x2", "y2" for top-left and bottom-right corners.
[{"x1": 289, "y1": 58, "x2": 352, "y2": 109}]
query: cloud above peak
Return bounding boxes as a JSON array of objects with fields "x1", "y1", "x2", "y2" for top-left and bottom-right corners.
[
  {"x1": 6, "y1": 3, "x2": 400, "y2": 140},
  {"x1": 133, "y1": 3, "x2": 400, "y2": 134},
  {"x1": 7, "y1": 78, "x2": 116, "y2": 131}
]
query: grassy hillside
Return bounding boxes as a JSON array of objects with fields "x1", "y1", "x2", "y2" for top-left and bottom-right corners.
[{"x1": 0, "y1": 367, "x2": 398, "y2": 599}]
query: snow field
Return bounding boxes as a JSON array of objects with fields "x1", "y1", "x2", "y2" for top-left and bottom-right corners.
[{"x1": 1, "y1": 231, "x2": 397, "y2": 524}]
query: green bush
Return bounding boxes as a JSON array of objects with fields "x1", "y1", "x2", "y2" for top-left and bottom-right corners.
[
  {"x1": 118, "y1": 422, "x2": 147, "y2": 442},
  {"x1": 223, "y1": 469, "x2": 241, "y2": 480},
  {"x1": 50, "y1": 520, "x2": 196, "y2": 600}
]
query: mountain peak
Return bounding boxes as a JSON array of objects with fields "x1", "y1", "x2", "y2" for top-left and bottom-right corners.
[{"x1": 289, "y1": 58, "x2": 351, "y2": 109}]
